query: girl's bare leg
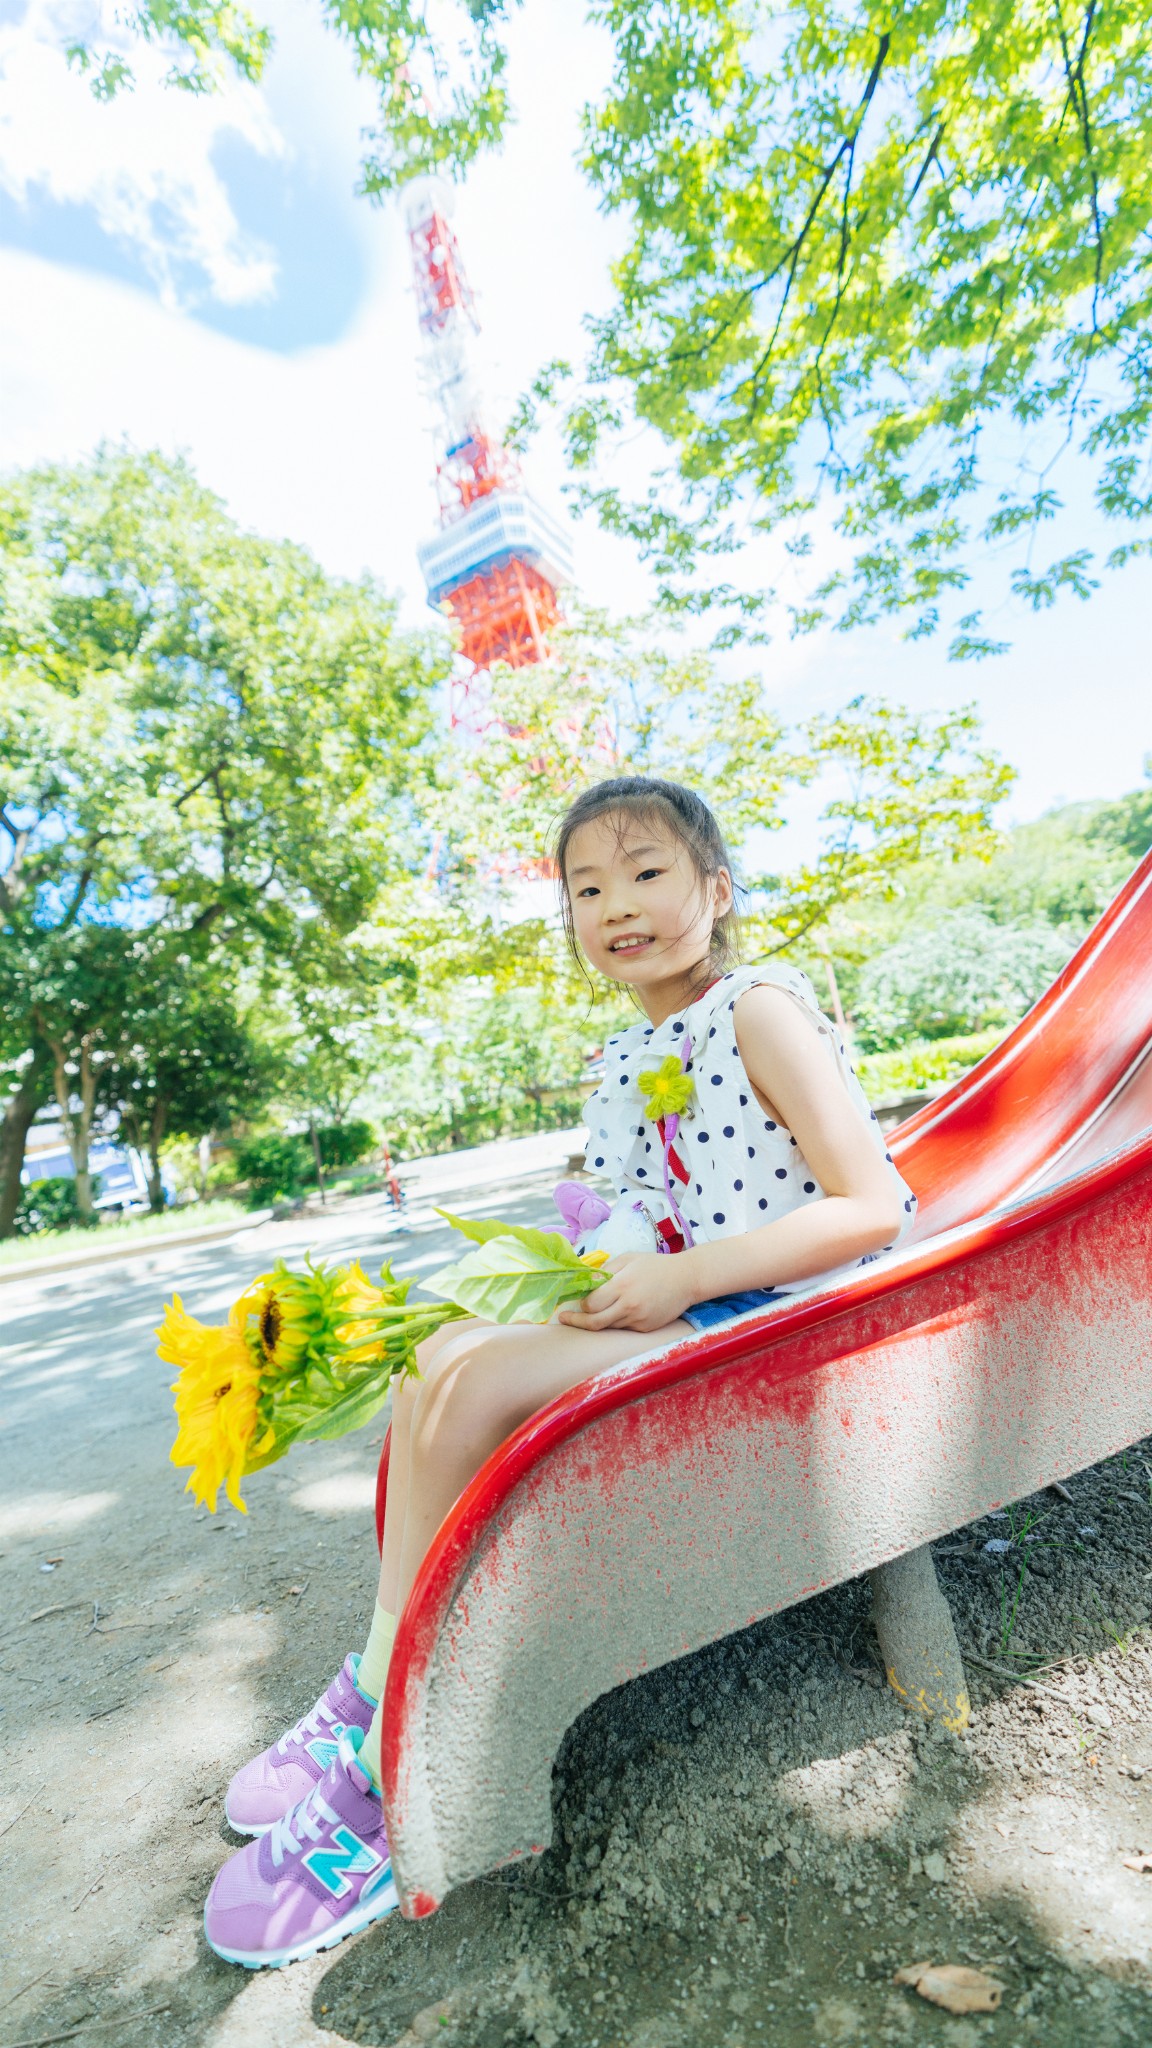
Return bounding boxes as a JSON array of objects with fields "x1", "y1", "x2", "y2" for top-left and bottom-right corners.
[
  {"x1": 377, "y1": 1320, "x2": 480, "y2": 1615},
  {"x1": 387, "y1": 1316, "x2": 692, "y2": 1613}
]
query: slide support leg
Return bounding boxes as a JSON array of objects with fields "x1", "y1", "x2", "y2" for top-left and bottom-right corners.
[{"x1": 869, "y1": 1544, "x2": 970, "y2": 1732}]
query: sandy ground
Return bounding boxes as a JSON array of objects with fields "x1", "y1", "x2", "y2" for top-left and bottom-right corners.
[{"x1": 1, "y1": 1135, "x2": 1150, "y2": 2048}]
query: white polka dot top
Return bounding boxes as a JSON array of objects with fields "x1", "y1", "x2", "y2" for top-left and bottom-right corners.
[{"x1": 582, "y1": 963, "x2": 918, "y2": 1293}]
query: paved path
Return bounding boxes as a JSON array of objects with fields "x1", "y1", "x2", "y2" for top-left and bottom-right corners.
[{"x1": 0, "y1": 1132, "x2": 580, "y2": 2047}]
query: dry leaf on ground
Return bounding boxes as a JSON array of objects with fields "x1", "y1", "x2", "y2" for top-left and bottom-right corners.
[
  {"x1": 893, "y1": 1962, "x2": 1005, "y2": 2014},
  {"x1": 1122, "y1": 1853, "x2": 1152, "y2": 1873}
]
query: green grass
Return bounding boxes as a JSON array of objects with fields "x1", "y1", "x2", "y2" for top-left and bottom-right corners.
[{"x1": 0, "y1": 1199, "x2": 254, "y2": 1268}]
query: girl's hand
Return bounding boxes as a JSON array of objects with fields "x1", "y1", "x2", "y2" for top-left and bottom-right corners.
[{"x1": 557, "y1": 1253, "x2": 693, "y2": 1334}]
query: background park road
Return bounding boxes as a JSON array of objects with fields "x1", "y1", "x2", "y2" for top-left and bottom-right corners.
[{"x1": 0, "y1": 1130, "x2": 578, "y2": 2048}]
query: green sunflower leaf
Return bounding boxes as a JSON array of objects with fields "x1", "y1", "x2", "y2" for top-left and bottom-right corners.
[
  {"x1": 435, "y1": 1209, "x2": 591, "y2": 1269},
  {"x1": 424, "y1": 1232, "x2": 608, "y2": 1325}
]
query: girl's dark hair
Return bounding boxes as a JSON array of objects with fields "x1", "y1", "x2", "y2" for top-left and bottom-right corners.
[{"x1": 554, "y1": 776, "x2": 741, "y2": 991}]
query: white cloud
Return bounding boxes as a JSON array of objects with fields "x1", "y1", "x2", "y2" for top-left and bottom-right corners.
[{"x1": 0, "y1": 0, "x2": 286, "y2": 306}]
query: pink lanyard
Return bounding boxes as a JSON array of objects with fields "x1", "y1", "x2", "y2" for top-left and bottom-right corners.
[{"x1": 656, "y1": 1027, "x2": 695, "y2": 1249}]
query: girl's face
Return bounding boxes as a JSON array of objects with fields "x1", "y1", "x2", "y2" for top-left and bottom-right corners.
[{"x1": 564, "y1": 811, "x2": 732, "y2": 1014}]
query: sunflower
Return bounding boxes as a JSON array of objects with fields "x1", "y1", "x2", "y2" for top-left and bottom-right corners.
[
  {"x1": 240, "y1": 1264, "x2": 315, "y2": 1376},
  {"x1": 159, "y1": 1295, "x2": 263, "y2": 1514},
  {"x1": 333, "y1": 1258, "x2": 396, "y2": 1362}
]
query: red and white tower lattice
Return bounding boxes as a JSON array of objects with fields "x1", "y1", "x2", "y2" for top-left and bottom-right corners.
[{"x1": 405, "y1": 182, "x2": 573, "y2": 712}]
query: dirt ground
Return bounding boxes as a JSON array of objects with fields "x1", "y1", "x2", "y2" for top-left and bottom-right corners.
[{"x1": 2, "y1": 1143, "x2": 1151, "y2": 2048}]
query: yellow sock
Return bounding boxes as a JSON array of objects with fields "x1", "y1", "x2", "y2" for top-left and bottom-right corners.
[
  {"x1": 360, "y1": 1700, "x2": 385, "y2": 1792},
  {"x1": 356, "y1": 1603, "x2": 396, "y2": 1705}
]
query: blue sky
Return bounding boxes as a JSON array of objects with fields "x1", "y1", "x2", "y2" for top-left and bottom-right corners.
[{"x1": 0, "y1": 0, "x2": 1148, "y2": 848}]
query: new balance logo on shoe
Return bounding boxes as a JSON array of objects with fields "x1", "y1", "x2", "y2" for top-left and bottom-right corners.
[
  {"x1": 305, "y1": 1723, "x2": 349, "y2": 1771},
  {"x1": 303, "y1": 1826, "x2": 384, "y2": 1899}
]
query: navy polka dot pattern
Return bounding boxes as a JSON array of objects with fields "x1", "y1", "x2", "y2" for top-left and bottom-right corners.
[{"x1": 581, "y1": 963, "x2": 918, "y2": 1294}]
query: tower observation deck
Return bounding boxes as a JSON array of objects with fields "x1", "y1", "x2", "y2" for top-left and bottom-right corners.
[{"x1": 405, "y1": 183, "x2": 574, "y2": 690}]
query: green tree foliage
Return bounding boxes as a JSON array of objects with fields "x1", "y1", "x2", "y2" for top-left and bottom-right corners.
[
  {"x1": 852, "y1": 906, "x2": 1075, "y2": 1049},
  {"x1": 75, "y1": 0, "x2": 1152, "y2": 652},
  {"x1": 343, "y1": 607, "x2": 1013, "y2": 1154},
  {"x1": 561, "y1": 0, "x2": 1152, "y2": 651},
  {"x1": 66, "y1": 0, "x2": 273, "y2": 98},
  {"x1": 818, "y1": 774, "x2": 1151, "y2": 1079},
  {"x1": 0, "y1": 445, "x2": 446, "y2": 1232},
  {"x1": 1091, "y1": 768, "x2": 1152, "y2": 864},
  {"x1": 107, "y1": 949, "x2": 272, "y2": 1211},
  {"x1": 365, "y1": 980, "x2": 602, "y2": 1155},
  {"x1": 431, "y1": 607, "x2": 1013, "y2": 964}
]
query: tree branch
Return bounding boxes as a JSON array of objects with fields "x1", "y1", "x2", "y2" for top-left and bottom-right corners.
[
  {"x1": 667, "y1": 33, "x2": 891, "y2": 381},
  {"x1": 59, "y1": 866, "x2": 93, "y2": 931},
  {"x1": 174, "y1": 764, "x2": 226, "y2": 812},
  {"x1": 1053, "y1": 0, "x2": 1103, "y2": 330},
  {"x1": 908, "y1": 121, "x2": 946, "y2": 204},
  {"x1": 741, "y1": 34, "x2": 891, "y2": 411}
]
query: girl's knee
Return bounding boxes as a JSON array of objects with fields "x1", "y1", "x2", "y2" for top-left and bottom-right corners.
[
  {"x1": 413, "y1": 1321, "x2": 461, "y2": 1377},
  {"x1": 413, "y1": 1336, "x2": 524, "y2": 1456}
]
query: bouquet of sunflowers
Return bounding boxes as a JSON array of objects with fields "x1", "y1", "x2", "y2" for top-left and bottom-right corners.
[{"x1": 159, "y1": 1212, "x2": 610, "y2": 1516}]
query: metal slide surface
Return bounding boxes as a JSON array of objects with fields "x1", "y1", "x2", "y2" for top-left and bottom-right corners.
[{"x1": 375, "y1": 848, "x2": 1152, "y2": 1916}]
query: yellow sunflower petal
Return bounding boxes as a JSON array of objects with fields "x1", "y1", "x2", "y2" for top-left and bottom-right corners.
[{"x1": 161, "y1": 1298, "x2": 261, "y2": 1514}]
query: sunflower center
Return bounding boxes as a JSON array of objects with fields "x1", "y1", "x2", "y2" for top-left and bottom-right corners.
[{"x1": 259, "y1": 1296, "x2": 282, "y2": 1354}]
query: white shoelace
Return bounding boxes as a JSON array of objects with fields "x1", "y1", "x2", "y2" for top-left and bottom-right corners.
[
  {"x1": 267, "y1": 1730, "x2": 366, "y2": 1871},
  {"x1": 269, "y1": 1788, "x2": 341, "y2": 1868},
  {"x1": 276, "y1": 1697, "x2": 334, "y2": 1758}
]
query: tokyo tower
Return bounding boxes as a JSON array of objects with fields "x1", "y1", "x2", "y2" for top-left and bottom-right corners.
[{"x1": 405, "y1": 181, "x2": 574, "y2": 711}]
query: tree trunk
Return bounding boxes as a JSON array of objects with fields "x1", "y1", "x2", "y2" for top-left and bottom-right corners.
[
  {"x1": 0, "y1": 1041, "x2": 52, "y2": 1239},
  {"x1": 48, "y1": 1032, "x2": 99, "y2": 1222},
  {"x1": 308, "y1": 1116, "x2": 326, "y2": 1205},
  {"x1": 147, "y1": 1099, "x2": 168, "y2": 1212}
]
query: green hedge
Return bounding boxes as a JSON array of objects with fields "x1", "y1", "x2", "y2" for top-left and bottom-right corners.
[
  {"x1": 232, "y1": 1121, "x2": 377, "y2": 1201},
  {"x1": 14, "y1": 1177, "x2": 98, "y2": 1236},
  {"x1": 856, "y1": 1028, "x2": 1005, "y2": 1101}
]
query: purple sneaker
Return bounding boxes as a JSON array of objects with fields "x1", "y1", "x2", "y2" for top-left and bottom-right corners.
[
  {"x1": 206, "y1": 1728, "x2": 397, "y2": 1968},
  {"x1": 224, "y1": 1655, "x2": 376, "y2": 1837}
]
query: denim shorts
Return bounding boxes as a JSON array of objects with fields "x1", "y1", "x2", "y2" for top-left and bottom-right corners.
[{"x1": 681, "y1": 1288, "x2": 785, "y2": 1332}]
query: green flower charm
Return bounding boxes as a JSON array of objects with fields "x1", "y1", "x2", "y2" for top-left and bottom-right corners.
[{"x1": 637, "y1": 1054, "x2": 694, "y2": 1122}]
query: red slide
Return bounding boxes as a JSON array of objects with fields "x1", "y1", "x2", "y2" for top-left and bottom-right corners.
[{"x1": 375, "y1": 849, "x2": 1152, "y2": 1917}]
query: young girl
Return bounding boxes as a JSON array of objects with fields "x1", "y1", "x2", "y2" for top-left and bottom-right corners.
[{"x1": 204, "y1": 775, "x2": 916, "y2": 1969}]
